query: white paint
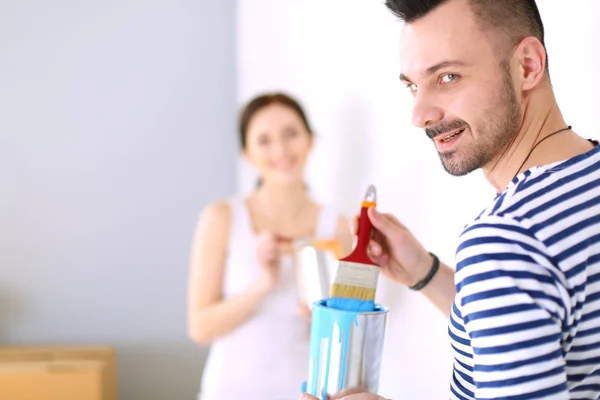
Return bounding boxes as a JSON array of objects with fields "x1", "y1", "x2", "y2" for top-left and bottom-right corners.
[{"x1": 236, "y1": 1, "x2": 600, "y2": 398}]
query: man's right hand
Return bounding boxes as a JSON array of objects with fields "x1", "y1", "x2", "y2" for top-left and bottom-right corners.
[
  {"x1": 352, "y1": 206, "x2": 457, "y2": 317},
  {"x1": 352, "y1": 207, "x2": 433, "y2": 287}
]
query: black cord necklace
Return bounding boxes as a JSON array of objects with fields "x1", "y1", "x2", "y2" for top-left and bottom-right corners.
[{"x1": 512, "y1": 125, "x2": 572, "y2": 181}]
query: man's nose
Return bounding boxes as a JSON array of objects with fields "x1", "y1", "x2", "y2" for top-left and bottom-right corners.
[{"x1": 411, "y1": 92, "x2": 444, "y2": 128}]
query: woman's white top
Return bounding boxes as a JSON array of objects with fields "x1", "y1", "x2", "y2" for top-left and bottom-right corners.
[{"x1": 198, "y1": 196, "x2": 339, "y2": 400}]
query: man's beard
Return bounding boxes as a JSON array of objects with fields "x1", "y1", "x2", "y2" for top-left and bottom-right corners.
[{"x1": 426, "y1": 63, "x2": 522, "y2": 177}]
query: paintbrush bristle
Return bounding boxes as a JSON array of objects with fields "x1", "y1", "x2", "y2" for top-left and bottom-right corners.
[
  {"x1": 328, "y1": 260, "x2": 379, "y2": 302},
  {"x1": 329, "y1": 283, "x2": 376, "y2": 301}
]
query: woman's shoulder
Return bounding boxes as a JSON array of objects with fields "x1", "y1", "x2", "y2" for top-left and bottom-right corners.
[
  {"x1": 197, "y1": 194, "x2": 251, "y2": 228},
  {"x1": 197, "y1": 197, "x2": 240, "y2": 227},
  {"x1": 200, "y1": 199, "x2": 230, "y2": 218}
]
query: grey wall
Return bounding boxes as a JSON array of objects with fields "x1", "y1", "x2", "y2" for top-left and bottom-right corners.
[{"x1": 0, "y1": 1, "x2": 236, "y2": 399}]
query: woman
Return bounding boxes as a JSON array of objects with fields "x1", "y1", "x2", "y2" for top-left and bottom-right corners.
[{"x1": 187, "y1": 92, "x2": 353, "y2": 400}]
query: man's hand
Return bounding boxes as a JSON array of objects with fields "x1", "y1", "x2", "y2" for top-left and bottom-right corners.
[
  {"x1": 352, "y1": 207, "x2": 432, "y2": 287},
  {"x1": 352, "y1": 207, "x2": 457, "y2": 317},
  {"x1": 335, "y1": 395, "x2": 387, "y2": 400},
  {"x1": 298, "y1": 387, "x2": 388, "y2": 400},
  {"x1": 299, "y1": 391, "x2": 387, "y2": 400}
]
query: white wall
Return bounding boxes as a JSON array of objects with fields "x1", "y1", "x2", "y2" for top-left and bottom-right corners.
[
  {"x1": 237, "y1": 1, "x2": 600, "y2": 398},
  {"x1": 0, "y1": 1, "x2": 236, "y2": 399}
]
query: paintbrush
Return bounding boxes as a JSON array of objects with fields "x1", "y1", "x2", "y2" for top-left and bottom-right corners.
[{"x1": 327, "y1": 184, "x2": 379, "y2": 312}]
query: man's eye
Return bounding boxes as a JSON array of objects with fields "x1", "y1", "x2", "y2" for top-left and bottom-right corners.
[
  {"x1": 406, "y1": 83, "x2": 417, "y2": 92},
  {"x1": 440, "y1": 73, "x2": 458, "y2": 84}
]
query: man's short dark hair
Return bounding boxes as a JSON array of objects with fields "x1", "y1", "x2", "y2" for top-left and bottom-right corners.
[{"x1": 385, "y1": 0, "x2": 548, "y2": 71}]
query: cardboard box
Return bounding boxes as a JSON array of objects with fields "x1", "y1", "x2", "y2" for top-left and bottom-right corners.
[
  {"x1": 0, "y1": 346, "x2": 117, "y2": 400},
  {"x1": 0, "y1": 360, "x2": 108, "y2": 400}
]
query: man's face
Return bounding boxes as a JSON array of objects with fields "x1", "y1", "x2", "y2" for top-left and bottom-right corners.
[{"x1": 399, "y1": 0, "x2": 522, "y2": 176}]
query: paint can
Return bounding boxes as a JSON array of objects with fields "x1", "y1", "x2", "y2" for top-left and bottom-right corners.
[{"x1": 302, "y1": 299, "x2": 389, "y2": 399}]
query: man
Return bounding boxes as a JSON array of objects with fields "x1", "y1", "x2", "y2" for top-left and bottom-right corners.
[{"x1": 300, "y1": 0, "x2": 600, "y2": 399}]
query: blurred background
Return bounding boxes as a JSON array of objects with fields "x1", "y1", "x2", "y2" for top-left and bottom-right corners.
[{"x1": 1, "y1": 0, "x2": 599, "y2": 399}]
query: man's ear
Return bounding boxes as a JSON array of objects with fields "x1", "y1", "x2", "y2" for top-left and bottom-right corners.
[{"x1": 514, "y1": 36, "x2": 547, "y2": 91}]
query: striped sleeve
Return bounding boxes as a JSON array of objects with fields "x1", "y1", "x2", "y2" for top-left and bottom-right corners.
[{"x1": 455, "y1": 217, "x2": 570, "y2": 400}]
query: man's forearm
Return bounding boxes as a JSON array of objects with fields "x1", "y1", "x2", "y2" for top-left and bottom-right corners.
[{"x1": 419, "y1": 261, "x2": 456, "y2": 318}]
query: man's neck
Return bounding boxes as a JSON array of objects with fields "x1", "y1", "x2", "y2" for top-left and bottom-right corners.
[{"x1": 483, "y1": 86, "x2": 590, "y2": 193}]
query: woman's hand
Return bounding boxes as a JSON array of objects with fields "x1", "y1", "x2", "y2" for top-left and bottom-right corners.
[
  {"x1": 255, "y1": 232, "x2": 281, "y2": 291},
  {"x1": 297, "y1": 302, "x2": 312, "y2": 323}
]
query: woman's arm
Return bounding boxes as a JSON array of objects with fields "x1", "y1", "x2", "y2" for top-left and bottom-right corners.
[{"x1": 187, "y1": 201, "x2": 272, "y2": 346}]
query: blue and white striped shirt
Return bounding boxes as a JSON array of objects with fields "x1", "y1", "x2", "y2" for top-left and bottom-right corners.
[{"x1": 450, "y1": 144, "x2": 600, "y2": 400}]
